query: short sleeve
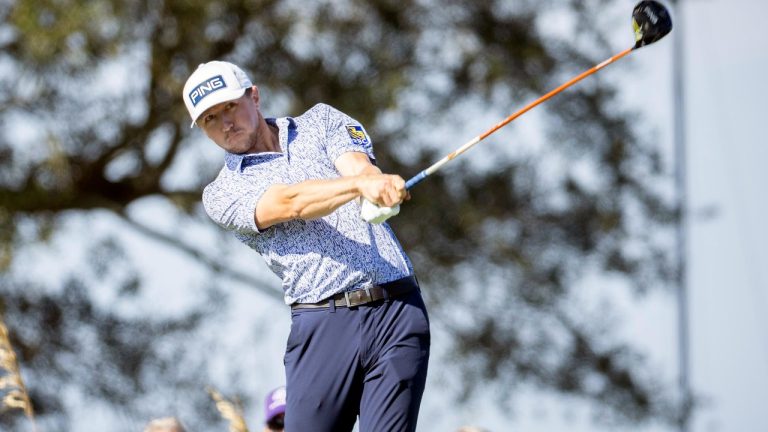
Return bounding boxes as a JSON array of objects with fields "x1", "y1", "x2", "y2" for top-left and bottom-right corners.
[
  {"x1": 202, "y1": 169, "x2": 267, "y2": 234},
  {"x1": 320, "y1": 104, "x2": 376, "y2": 164}
]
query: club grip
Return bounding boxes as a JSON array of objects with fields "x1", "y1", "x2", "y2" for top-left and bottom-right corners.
[{"x1": 405, "y1": 171, "x2": 428, "y2": 190}]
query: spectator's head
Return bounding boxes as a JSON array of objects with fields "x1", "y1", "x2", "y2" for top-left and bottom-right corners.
[
  {"x1": 143, "y1": 417, "x2": 186, "y2": 432},
  {"x1": 264, "y1": 386, "x2": 286, "y2": 431}
]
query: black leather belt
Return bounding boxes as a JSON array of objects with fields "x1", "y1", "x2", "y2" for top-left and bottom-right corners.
[{"x1": 291, "y1": 276, "x2": 418, "y2": 310}]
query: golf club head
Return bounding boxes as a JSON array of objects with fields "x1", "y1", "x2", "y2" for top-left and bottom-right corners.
[{"x1": 632, "y1": 0, "x2": 673, "y2": 48}]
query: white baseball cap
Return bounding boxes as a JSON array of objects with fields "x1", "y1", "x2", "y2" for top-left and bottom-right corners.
[{"x1": 182, "y1": 61, "x2": 253, "y2": 127}]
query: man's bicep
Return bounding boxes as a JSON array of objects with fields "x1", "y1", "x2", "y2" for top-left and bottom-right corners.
[{"x1": 335, "y1": 151, "x2": 381, "y2": 177}]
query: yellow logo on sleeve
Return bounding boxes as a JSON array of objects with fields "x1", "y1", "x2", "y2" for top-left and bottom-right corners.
[{"x1": 346, "y1": 125, "x2": 370, "y2": 146}]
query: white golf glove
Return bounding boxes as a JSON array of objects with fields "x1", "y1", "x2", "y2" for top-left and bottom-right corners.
[{"x1": 360, "y1": 199, "x2": 400, "y2": 224}]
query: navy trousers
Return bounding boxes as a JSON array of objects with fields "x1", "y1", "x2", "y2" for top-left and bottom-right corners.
[{"x1": 284, "y1": 287, "x2": 430, "y2": 432}]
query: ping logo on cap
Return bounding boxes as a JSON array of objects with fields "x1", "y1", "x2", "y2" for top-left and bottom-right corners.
[{"x1": 189, "y1": 75, "x2": 226, "y2": 107}]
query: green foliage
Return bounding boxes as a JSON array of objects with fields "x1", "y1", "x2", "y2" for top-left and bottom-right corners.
[{"x1": 9, "y1": 0, "x2": 123, "y2": 65}]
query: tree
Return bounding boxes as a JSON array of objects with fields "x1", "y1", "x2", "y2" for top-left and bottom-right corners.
[{"x1": 0, "y1": 0, "x2": 680, "y2": 429}]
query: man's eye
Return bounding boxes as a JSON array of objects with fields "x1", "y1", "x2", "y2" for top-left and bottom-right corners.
[{"x1": 204, "y1": 114, "x2": 216, "y2": 124}]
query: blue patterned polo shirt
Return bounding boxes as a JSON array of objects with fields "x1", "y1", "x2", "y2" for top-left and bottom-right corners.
[{"x1": 202, "y1": 103, "x2": 414, "y2": 304}]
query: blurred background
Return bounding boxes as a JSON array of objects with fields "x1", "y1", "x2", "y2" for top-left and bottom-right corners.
[{"x1": 0, "y1": 0, "x2": 765, "y2": 431}]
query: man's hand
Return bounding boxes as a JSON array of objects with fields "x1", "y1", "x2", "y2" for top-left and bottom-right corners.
[
  {"x1": 357, "y1": 174, "x2": 409, "y2": 208},
  {"x1": 334, "y1": 152, "x2": 409, "y2": 224},
  {"x1": 356, "y1": 174, "x2": 408, "y2": 224}
]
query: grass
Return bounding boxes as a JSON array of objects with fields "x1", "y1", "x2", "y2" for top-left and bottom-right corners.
[
  {"x1": 208, "y1": 387, "x2": 250, "y2": 432},
  {"x1": 0, "y1": 312, "x2": 37, "y2": 431}
]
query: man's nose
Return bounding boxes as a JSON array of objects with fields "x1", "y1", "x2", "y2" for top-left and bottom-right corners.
[{"x1": 221, "y1": 113, "x2": 234, "y2": 131}]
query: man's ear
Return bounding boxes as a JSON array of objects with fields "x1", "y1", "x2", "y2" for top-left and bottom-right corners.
[{"x1": 250, "y1": 85, "x2": 260, "y2": 106}]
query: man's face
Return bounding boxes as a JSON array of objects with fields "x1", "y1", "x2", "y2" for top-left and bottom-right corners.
[{"x1": 198, "y1": 87, "x2": 261, "y2": 154}]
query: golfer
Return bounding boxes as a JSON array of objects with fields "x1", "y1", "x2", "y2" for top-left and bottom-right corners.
[{"x1": 183, "y1": 61, "x2": 430, "y2": 432}]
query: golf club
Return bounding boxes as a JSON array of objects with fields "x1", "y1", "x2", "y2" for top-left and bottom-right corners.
[{"x1": 404, "y1": 0, "x2": 673, "y2": 190}]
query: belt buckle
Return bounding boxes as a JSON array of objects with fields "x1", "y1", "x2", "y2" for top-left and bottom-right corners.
[{"x1": 343, "y1": 291, "x2": 351, "y2": 307}]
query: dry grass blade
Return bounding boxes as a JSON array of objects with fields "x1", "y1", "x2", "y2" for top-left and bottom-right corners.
[
  {"x1": 0, "y1": 374, "x2": 23, "y2": 389},
  {"x1": 3, "y1": 389, "x2": 29, "y2": 409},
  {"x1": 0, "y1": 313, "x2": 37, "y2": 431},
  {"x1": 207, "y1": 387, "x2": 250, "y2": 432}
]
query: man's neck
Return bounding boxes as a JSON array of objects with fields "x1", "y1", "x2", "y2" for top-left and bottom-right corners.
[
  {"x1": 266, "y1": 123, "x2": 280, "y2": 152},
  {"x1": 251, "y1": 121, "x2": 280, "y2": 154}
]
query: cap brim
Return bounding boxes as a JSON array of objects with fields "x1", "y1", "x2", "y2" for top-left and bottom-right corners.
[{"x1": 189, "y1": 87, "x2": 247, "y2": 128}]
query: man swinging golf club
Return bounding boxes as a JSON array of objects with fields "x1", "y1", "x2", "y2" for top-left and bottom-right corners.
[{"x1": 183, "y1": 61, "x2": 430, "y2": 431}]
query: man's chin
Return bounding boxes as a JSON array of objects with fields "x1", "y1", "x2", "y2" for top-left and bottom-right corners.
[{"x1": 224, "y1": 139, "x2": 250, "y2": 154}]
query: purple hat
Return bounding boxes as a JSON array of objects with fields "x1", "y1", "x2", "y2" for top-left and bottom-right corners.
[{"x1": 264, "y1": 386, "x2": 286, "y2": 422}]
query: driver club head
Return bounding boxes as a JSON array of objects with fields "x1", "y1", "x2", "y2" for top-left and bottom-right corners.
[{"x1": 632, "y1": 0, "x2": 673, "y2": 48}]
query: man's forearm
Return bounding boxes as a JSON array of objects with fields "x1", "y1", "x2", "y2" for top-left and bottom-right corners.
[
  {"x1": 255, "y1": 175, "x2": 369, "y2": 229},
  {"x1": 255, "y1": 160, "x2": 407, "y2": 229},
  {"x1": 278, "y1": 176, "x2": 363, "y2": 220}
]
